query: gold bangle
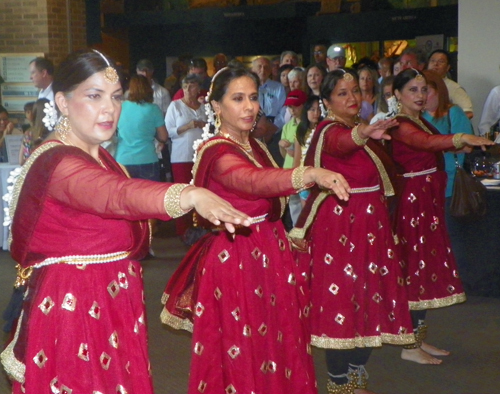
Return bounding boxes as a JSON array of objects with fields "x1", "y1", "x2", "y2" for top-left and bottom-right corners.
[
  {"x1": 452, "y1": 133, "x2": 465, "y2": 149},
  {"x1": 164, "y1": 183, "x2": 192, "y2": 218},
  {"x1": 351, "y1": 125, "x2": 368, "y2": 146},
  {"x1": 291, "y1": 166, "x2": 311, "y2": 191}
]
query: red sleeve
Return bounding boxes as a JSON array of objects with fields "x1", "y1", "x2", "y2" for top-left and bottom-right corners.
[
  {"x1": 322, "y1": 125, "x2": 364, "y2": 157},
  {"x1": 211, "y1": 152, "x2": 296, "y2": 199},
  {"x1": 47, "y1": 155, "x2": 175, "y2": 221},
  {"x1": 391, "y1": 119, "x2": 455, "y2": 152}
]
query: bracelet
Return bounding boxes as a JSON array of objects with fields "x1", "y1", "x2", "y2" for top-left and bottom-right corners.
[
  {"x1": 291, "y1": 166, "x2": 313, "y2": 191},
  {"x1": 452, "y1": 133, "x2": 465, "y2": 149},
  {"x1": 351, "y1": 125, "x2": 368, "y2": 146},
  {"x1": 164, "y1": 183, "x2": 192, "y2": 218}
]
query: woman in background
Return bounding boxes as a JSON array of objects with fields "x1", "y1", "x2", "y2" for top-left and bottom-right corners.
[
  {"x1": 19, "y1": 98, "x2": 51, "y2": 165},
  {"x1": 116, "y1": 74, "x2": 167, "y2": 181},
  {"x1": 306, "y1": 64, "x2": 327, "y2": 97},
  {"x1": 357, "y1": 66, "x2": 379, "y2": 122}
]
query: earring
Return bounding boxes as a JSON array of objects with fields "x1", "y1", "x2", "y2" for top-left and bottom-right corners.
[
  {"x1": 214, "y1": 114, "x2": 221, "y2": 133},
  {"x1": 396, "y1": 100, "x2": 402, "y2": 114},
  {"x1": 54, "y1": 115, "x2": 71, "y2": 142},
  {"x1": 327, "y1": 109, "x2": 336, "y2": 121}
]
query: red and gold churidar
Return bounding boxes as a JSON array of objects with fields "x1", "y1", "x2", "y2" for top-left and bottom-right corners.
[
  {"x1": 161, "y1": 136, "x2": 317, "y2": 394},
  {"x1": 390, "y1": 114, "x2": 466, "y2": 309},
  {"x1": 290, "y1": 119, "x2": 415, "y2": 349},
  {"x1": 1, "y1": 142, "x2": 184, "y2": 394}
]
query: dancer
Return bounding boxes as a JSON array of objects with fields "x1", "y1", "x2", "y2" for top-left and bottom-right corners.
[{"x1": 161, "y1": 66, "x2": 351, "y2": 394}]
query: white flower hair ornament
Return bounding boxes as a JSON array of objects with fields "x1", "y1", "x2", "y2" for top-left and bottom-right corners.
[
  {"x1": 385, "y1": 95, "x2": 398, "y2": 119},
  {"x1": 3, "y1": 166, "x2": 22, "y2": 227},
  {"x1": 42, "y1": 100, "x2": 58, "y2": 131}
]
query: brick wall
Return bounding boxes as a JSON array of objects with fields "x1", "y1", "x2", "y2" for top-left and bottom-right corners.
[{"x1": 0, "y1": 0, "x2": 87, "y2": 66}]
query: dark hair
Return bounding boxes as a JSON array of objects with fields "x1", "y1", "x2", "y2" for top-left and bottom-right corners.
[
  {"x1": 30, "y1": 98, "x2": 51, "y2": 141},
  {"x1": 128, "y1": 74, "x2": 153, "y2": 103},
  {"x1": 428, "y1": 49, "x2": 450, "y2": 65},
  {"x1": 0, "y1": 105, "x2": 8, "y2": 116},
  {"x1": 209, "y1": 67, "x2": 260, "y2": 103},
  {"x1": 278, "y1": 64, "x2": 294, "y2": 75},
  {"x1": 136, "y1": 58, "x2": 154, "y2": 72},
  {"x1": 320, "y1": 68, "x2": 359, "y2": 102},
  {"x1": 182, "y1": 74, "x2": 202, "y2": 87},
  {"x1": 296, "y1": 95, "x2": 322, "y2": 146},
  {"x1": 53, "y1": 50, "x2": 120, "y2": 97},
  {"x1": 24, "y1": 101, "x2": 35, "y2": 113},
  {"x1": 189, "y1": 58, "x2": 208, "y2": 71},
  {"x1": 392, "y1": 68, "x2": 427, "y2": 94},
  {"x1": 30, "y1": 57, "x2": 54, "y2": 76}
]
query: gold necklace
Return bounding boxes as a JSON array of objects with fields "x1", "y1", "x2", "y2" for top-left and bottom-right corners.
[{"x1": 222, "y1": 132, "x2": 252, "y2": 153}]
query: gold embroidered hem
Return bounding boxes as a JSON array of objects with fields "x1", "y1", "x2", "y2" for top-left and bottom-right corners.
[
  {"x1": 351, "y1": 126, "x2": 367, "y2": 146},
  {"x1": 311, "y1": 332, "x2": 415, "y2": 349},
  {"x1": 160, "y1": 308, "x2": 194, "y2": 333},
  {"x1": 164, "y1": 183, "x2": 192, "y2": 218},
  {"x1": 0, "y1": 309, "x2": 26, "y2": 383},
  {"x1": 452, "y1": 133, "x2": 465, "y2": 149},
  {"x1": 408, "y1": 292, "x2": 466, "y2": 310}
]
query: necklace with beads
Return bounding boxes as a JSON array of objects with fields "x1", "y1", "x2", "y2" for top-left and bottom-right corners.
[{"x1": 221, "y1": 132, "x2": 252, "y2": 153}]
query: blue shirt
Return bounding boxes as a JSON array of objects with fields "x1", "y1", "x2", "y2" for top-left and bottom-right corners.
[
  {"x1": 258, "y1": 79, "x2": 286, "y2": 119},
  {"x1": 422, "y1": 106, "x2": 473, "y2": 198},
  {"x1": 116, "y1": 101, "x2": 165, "y2": 165}
]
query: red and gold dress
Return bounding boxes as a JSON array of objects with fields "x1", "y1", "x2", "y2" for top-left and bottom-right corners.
[
  {"x1": 161, "y1": 136, "x2": 317, "y2": 394},
  {"x1": 0, "y1": 142, "x2": 186, "y2": 394},
  {"x1": 390, "y1": 114, "x2": 466, "y2": 309},
  {"x1": 290, "y1": 119, "x2": 414, "y2": 349}
]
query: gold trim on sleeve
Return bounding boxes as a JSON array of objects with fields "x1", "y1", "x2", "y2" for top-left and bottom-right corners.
[
  {"x1": 351, "y1": 125, "x2": 368, "y2": 146},
  {"x1": 164, "y1": 184, "x2": 192, "y2": 218},
  {"x1": 291, "y1": 166, "x2": 311, "y2": 191},
  {"x1": 452, "y1": 133, "x2": 465, "y2": 149}
]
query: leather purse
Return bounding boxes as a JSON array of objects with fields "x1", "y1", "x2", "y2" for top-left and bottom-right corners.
[{"x1": 450, "y1": 162, "x2": 487, "y2": 219}]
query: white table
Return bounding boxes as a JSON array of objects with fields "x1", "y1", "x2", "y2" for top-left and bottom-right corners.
[{"x1": 0, "y1": 164, "x2": 20, "y2": 250}]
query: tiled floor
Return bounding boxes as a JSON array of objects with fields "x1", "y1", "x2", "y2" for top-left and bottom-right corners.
[{"x1": 1, "y1": 222, "x2": 500, "y2": 394}]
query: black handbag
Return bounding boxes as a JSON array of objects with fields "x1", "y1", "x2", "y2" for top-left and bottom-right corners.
[{"x1": 446, "y1": 111, "x2": 487, "y2": 219}]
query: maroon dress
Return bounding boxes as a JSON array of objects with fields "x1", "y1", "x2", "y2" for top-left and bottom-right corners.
[
  {"x1": 290, "y1": 119, "x2": 414, "y2": 349},
  {"x1": 1, "y1": 142, "x2": 182, "y2": 394},
  {"x1": 390, "y1": 114, "x2": 466, "y2": 309},
  {"x1": 161, "y1": 136, "x2": 317, "y2": 394}
]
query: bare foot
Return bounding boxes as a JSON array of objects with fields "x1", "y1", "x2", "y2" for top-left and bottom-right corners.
[
  {"x1": 401, "y1": 348, "x2": 442, "y2": 364},
  {"x1": 354, "y1": 389, "x2": 377, "y2": 394},
  {"x1": 420, "y1": 341, "x2": 450, "y2": 356}
]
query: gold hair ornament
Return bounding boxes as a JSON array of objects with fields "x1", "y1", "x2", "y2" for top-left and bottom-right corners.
[
  {"x1": 411, "y1": 68, "x2": 425, "y2": 82},
  {"x1": 339, "y1": 68, "x2": 354, "y2": 82},
  {"x1": 92, "y1": 49, "x2": 119, "y2": 84}
]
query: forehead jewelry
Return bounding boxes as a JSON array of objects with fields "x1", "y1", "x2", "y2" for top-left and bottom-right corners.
[
  {"x1": 92, "y1": 49, "x2": 119, "y2": 84},
  {"x1": 411, "y1": 68, "x2": 425, "y2": 82},
  {"x1": 339, "y1": 69, "x2": 354, "y2": 82}
]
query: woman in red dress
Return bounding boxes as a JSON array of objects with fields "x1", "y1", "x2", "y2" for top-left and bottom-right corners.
[
  {"x1": 390, "y1": 69, "x2": 493, "y2": 364},
  {"x1": 290, "y1": 69, "x2": 415, "y2": 394},
  {"x1": 0, "y1": 50, "x2": 250, "y2": 394},
  {"x1": 161, "y1": 66, "x2": 351, "y2": 394}
]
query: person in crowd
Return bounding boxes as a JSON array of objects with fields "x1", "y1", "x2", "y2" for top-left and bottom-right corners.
[
  {"x1": 161, "y1": 65, "x2": 350, "y2": 394},
  {"x1": 370, "y1": 76, "x2": 395, "y2": 124},
  {"x1": 279, "y1": 64, "x2": 294, "y2": 95},
  {"x1": 290, "y1": 69, "x2": 414, "y2": 394},
  {"x1": 165, "y1": 74, "x2": 207, "y2": 236},
  {"x1": 136, "y1": 58, "x2": 171, "y2": 115},
  {"x1": 115, "y1": 75, "x2": 168, "y2": 181},
  {"x1": 326, "y1": 45, "x2": 347, "y2": 71},
  {"x1": 22, "y1": 101, "x2": 35, "y2": 132},
  {"x1": 377, "y1": 57, "x2": 393, "y2": 83},
  {"x1": 280, "y1": 50, "x2": 299, "y2": 67},
  {"x1": 399, "y1": 48, "x2": 426, "y2": 71},
  {"x1": 213, "y1": 53, "x2": 228, "y2": 72},
  {"x1": 172, "y1": 57, "x2": 211, "y2": 100},
  {"x1": 270, "y1": 56, "x2": 281, "y2": 81},
  {"x1": 19, "y1": 98, "x2": 50, "y2": 165},
  {"x1": 479, "y1": 82, "x2": 500, "y2": 137},
  {"x1": 390, "y1": 69, "x2": 493, "y2": 364},
  {"x1": 358, "y1": 66, "x2": 379, "y2": 122},
  {"x1": 306, "y1": 63, "x2": 327, "y2": 97},
  {"x1": 393, "y1": 58, "x2": 402, "y2": 76},
  {"x1": 0, "y1": 106, "x2": 22, "y2": 162},
  {"x1": 427, "y1": 49, "x2": 474, "y2": 119},
  {"x1": 29, "y1": 57, "x2": 54, "y2": 101},
  {"x1": 288, "y1": 67, "x2": 307, "y2": 93},
  {"x1": 313, "y1": 43, "x2": 328, "y2": 68},
  {"x1": 0, "y1": 49, "x2": 250, "y2": 394},
  {"x1": 164, "y1": 59, "x2": 188, "y2": 97}
]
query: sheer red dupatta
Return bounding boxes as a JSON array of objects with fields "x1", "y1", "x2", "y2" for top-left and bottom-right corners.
[
  {"x1": 162, "y1": 136, "x2": 286, "y2": 329},
  {"x1": 10, "y1": 143, "x2": 150, "y2": 268},
  {"x1": 290, "y1": 119, "x2": 396, "y2": 240}
]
